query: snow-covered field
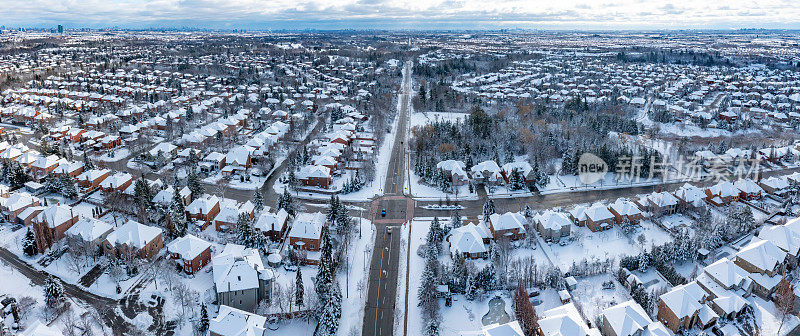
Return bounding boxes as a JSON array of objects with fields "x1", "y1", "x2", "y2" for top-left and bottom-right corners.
[{"x1": 409, "y1": 111, "x2": 468, "y2": 129}]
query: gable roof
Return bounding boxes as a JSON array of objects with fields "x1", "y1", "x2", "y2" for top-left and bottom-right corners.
[{"x1": 602, "y1": 300, "x2": 652, "y2": 336}]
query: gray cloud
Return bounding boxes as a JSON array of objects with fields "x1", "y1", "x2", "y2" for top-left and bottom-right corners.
[{"x1": 0, "y1": 0, "x2": 798, "y2": 30}]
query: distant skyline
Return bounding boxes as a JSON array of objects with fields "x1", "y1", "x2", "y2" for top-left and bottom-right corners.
[{"x1": 2, "y1": 0, "x2": 800, "y2": 31}]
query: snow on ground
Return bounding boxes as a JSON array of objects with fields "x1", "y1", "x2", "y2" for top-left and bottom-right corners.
[
  {"x1": 336, "y1": 218, "x2": 376, "y2": 335},
  {"x1": 658, "y1": 121, "x2": 762, "y2": 138},
  {"x1": 393, "y1": 222, "x2": 410, "y2": 336},
  {"x1": 569, "y1": 273, "x2": 632, "y2": 324},
  {"x1": 406, "y1": 217, "x2": 518, "y2": 335},
  {"x1": 545, "y1": 225, "x2": 646, "y2": 272},
  {"x1": 409, "y1": 111, "x2": 468, "y2": 128},
  {"x1": 405, "y1": 218, "x2": 431, "y2": 336},
  {"x1": 0, "y1": 256, "x2": 107, "y2": 335},
  {"x1": 406, "y1": 172, "x2": 476, "y2": 201},
  {"x1": 95, "y1": 148, "x2": 131, "y2": 163}
]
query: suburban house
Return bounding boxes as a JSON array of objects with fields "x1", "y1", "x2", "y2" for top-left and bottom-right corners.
[
  {"x1": 214, "y1": 201, "x2": 256, "y2": 232},
  {"x1": 584, "y1": 203, "x2": 615, "y2": 232},
  {"x1": 64, "y1": 217, "x2": 114, "y2": 253},
  {"x1": 287, "y1": 212, "x2": 326, "y2": 262},
  {"x1": 538, "y1": 302, "x2": 600, "y2": 336},
  {"x1": 99, "y1": 172, "x2": 134, "y2": 192},
  {"x1": 733, "y1": 179, "x2": 764, "y2": 200},
  {"x1": 487, "y1": 212, "x2": 527, "y2": 241},
  {"x1": 641, "y1": 192, "x2": 679, "y2": 215},
  {"x1": 607, "y1": 199, "x2": 645, "y2": 225},
  {"x1": 152, "y1": 185, "x2": 192, "y2": 207},
  {"x1": 533, "y1": 211, "x2": 571, "y2": 242},
  {"x1": 253, "y1": 208, "x2": 290, "y2": 241},
  {"x1": 212, "y1": 244, "x2": 274, "y2": 313},
  {"x1": 470, "y1": 160, "x2": 503, "y2": 185},
  {"x1": 167, "y1": 234, "x2": 213, "y2": 275},
  {"x1": 31, "y1": 204, "x2": 79, "y2": 253},
  {"x1": 501, "y1": 161, "x2": 535, "y2": 185},
  {"x1": 756, "y1": 225, "x2": 800, "y2": 261},
  {"x1": 656, "y1": 281, "x2": 716, "y2": 332},
  {"x1": 733, "y1": 240, "x2": 787, "y2": 298},
  {"x1": 436, "y1": 160, "x2": 469, "y2": 186},
  {"x1": 759, "y1": 176, "x2": 790, "y2": 196},
  {"x1": 103, "y1": 220, "x2": 164, "y2": 260},
  {"x1": 0, "y1": 191, "x2": 40, "y2": 221},
  {"x1": 186, "y1": 194, "x2": 222, "y2": 230},
  {"x1": 296, "y1": 165, "x2": 332, "y2": 189},
  {"x1": 695, "y1": 258, "x2": 753, "y2": 299},
  {"x1": 600, "y1": 300, "x2": 668, "y2": 336},
  {"x1": 209, "y1": 305, "x2": 267, "y2": 336},
  {"x1": 704, "y1": 181, "x2": 739, "y2": 206},
  {"x1": 76, "y1": 168, "x2": 110, "y2": 189},
  {"x1": 447, "y1": 223, "x2": 490, "y2": 260},
  {"x1": 672, "y1": 183, "x2": 706, "y2": 209}
]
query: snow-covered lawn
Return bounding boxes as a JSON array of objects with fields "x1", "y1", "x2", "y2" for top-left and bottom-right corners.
[
  {"x1": 406, "y1": 172, "x2": 476, "y2": 201},
  {"x1": 409, "y1": 111, "x2": 468, "y2": 128},
  {"x1": 546, "y1": 225, "x2": 646, "y2": 272},
  {"x1": 0, "y1": 253, "x2": 107, "y2": 335},
  {"x1": 570, "y1": 273, "x2": 633, "y2": 325},
  {"x1": 95, "y1": 148, "x2": 131, "y2": 163}
]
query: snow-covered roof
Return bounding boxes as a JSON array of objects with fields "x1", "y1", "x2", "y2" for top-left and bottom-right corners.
[
  {"x1": 609, "y1": 199, "x2": 643, "y2": 217},
  {"x1": 0, "y1": 192, "x2": 39, "y2": 212},
  {"x1": 534, "y1": 211, "x2": 571, "y2": 231},
  {"x1": 601, "y1": 300, "x2": 652, "y2": 336},
  {"x1": 297, "y1": 165, "x2": 331, "y2": 179},
  {"x1": 34, "y1": 205, "x2": 75, "y2": 228},
  {"x1": 703, "y1": 257, "x2": 751, "y2": 289},
  {"x1": 539, "y1": 302, "x2": 600, "y2": 336},
  {"x1": 733, "y1": 179, "x2": 763, "y2": 194},
  {"x1": 658, "y1": 282, "x2": 705, "y2": 319},
  {"x1": 673, "y1": 183, "x2": 704, "y2": 206},
  {"x1": 449, "y1": 223, "x2": 487, "y2": 256},
  {"x1": 288, "y1": 212, "x2": 325, "y2": 240},
  {"x1": 105, "y1": 220, "x2": 163, "y2": 249},
  {"x1": 209, "y1": 305, "x2": 267, "y2": 336},
  {"x1": 756, "y1": 225, "x2": 800, "y2": 257},
  {"x1": 760, "y1": 176, "x2": 789, "y2": 190},
  {"x1": 187, "y1": 194, "x2": 220, "y2": 215},
  {"x1": 584, "y1": 202, "x2": 614, "y2": 222},
  {"x1": 735, "y1": 239, "x2": 786, "y2": 273},
  {"x1": 65, "y1": 217, "x2": 113, "y2": 242},
  {"x1": 167, "y1": 234, "x2": 212, "y2": 261},
  {"x1": 712, "y1": 294, "x2": 748, "y2": 316},
  {"x1": 254, "y1": 208, "x2": 289, "y2": 233},
  {"x1": 488, "y1": 212, "x2": 527, "y2": 232},
  {"x1": 212, "y1": 244, "x2": 268, "y2": 293}
]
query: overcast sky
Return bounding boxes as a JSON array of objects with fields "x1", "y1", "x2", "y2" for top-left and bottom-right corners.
[{"x1": 2, "y1": 0, "x2": 800, "y2": 30}]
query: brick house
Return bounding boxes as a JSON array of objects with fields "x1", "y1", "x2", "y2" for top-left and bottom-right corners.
[
  {"x1": 31, "y1": 205, "x2": 79, "y2": 253},
  {"x1": 103, "y1": 220, "x2": 164, "y2": 260},
  {"x1": 167, "y1": 234, "x2": 213, "y2": 275},
  {"x1": 487, "y1": 212, "x2": 527, "y2": 241},
  {"x1": 296, "y1": 165, "x2": 332, "y2": 189}
]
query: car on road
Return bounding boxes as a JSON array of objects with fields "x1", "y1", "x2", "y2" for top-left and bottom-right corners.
[
  {"x1": 386, "y1": 227, "x2": 392, "y2": 234},
  {"x1": 381, "y1": 209, "x2": 386, "y2": 217}
]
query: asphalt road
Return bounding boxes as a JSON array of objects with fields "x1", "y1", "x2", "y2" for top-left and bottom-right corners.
[
  {"x1": 0, "y1": 247, "x2": 133, "y2": 335},
  {"x1": 363, "y1": 61, "x2": 413, "y2": 336}
]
